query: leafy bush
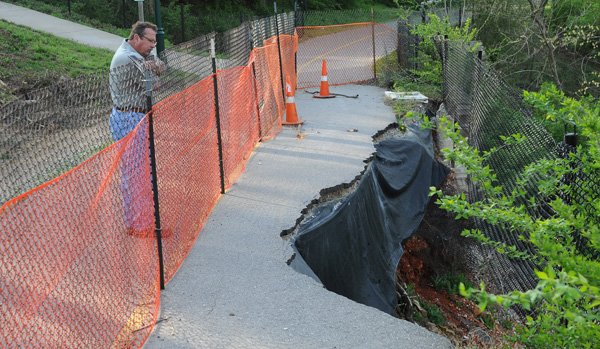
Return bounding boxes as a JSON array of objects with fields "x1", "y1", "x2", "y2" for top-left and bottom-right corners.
[
  {"x1": 393, "y1": 13, "x2": 477, "y2": 100},
  {"x1": 431, "y1": 85, "x2": 600, "y2": 348}
]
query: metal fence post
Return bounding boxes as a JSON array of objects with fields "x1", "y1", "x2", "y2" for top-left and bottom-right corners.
[
  {"x1": 135, "y1": 0, "x2": 145, "y2": 22},
  {"x1": 248, "y1": 24, "x2": 263, "y2": 138},
  {"x1": 179, "y1": 0, "x2": 185, "y2": 43},
  {"x1": 154, "y1": 0, "x2": 165, "y2": 55},
  {"x1": 143, "y1": 70, "x2": 166, "y2": 290},
  {"x1": 274, "y1": 2, "x2": 286, "y2": 101},
  {"x1": 443, "y1": 35, "x2": 449, "y2": 101},
  {"x1": 468, "y1": 45, "x2": 484, "y2": 137},
  {"x1": 564, "y1": 123, "x2": 578, "y2": 147},
  {"x1": 371, "y1": 7, "x2": 377, "y2": 81},
  {"x1": 122, "y1": 0, "x2": 127, "y2": 28},
  {"x1": 211, "y1": 38, "x2": 226, "y2": 194}
]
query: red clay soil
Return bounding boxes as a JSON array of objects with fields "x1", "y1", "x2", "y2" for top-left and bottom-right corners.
[{"x1": 397, "y1": 235, "x2": 517, "y2": 347}]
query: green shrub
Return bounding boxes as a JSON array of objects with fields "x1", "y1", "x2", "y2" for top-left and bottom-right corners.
[
  {"x1": 432, "y1": 273, "x2": 474, "y2": 295},
  {"x1": 432, "y1": 85, "x2": 600, "y2": 348},
  {"x1": 422, "y1": 301, "x2": 446, "y2": 326}
]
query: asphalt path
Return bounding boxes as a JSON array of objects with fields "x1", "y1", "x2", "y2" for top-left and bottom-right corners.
[
  {"x1": 297, "y1": 22, "x2": 398, "y2": 88},
  {"x1": 0, "y1": 1, "x2": 122, "y2": 51}
]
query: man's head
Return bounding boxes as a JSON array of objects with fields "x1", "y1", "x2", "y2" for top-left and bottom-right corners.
[{"x1": 128, "y1": 21, "x2": 158, "y2": 57}]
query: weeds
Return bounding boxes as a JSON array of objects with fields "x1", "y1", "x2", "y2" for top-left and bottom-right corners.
[{"x1": 432, "y1": 272, "x2": 474, "y2": 295}]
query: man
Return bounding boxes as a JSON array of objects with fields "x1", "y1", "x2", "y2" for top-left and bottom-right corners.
[
  {"x1": 109, "y1": 21, "x2": 164, "y2": 140},
  {"x1": 109, "y1": 21, "x2": 166, "y2": 238}
]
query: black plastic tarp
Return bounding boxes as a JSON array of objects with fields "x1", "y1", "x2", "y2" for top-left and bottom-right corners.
[{"x1": 290, "y1": 124, "x2": 449, "y2": 314}]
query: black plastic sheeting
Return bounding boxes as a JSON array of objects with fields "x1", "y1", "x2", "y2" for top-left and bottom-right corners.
[{"x1": 289, "y1": 124, "x2": 449, "y2": 314}]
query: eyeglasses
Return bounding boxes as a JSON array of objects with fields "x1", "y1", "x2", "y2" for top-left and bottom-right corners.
[{"x1": 139, "y1": 35, "x2": 157, "y2": 44}]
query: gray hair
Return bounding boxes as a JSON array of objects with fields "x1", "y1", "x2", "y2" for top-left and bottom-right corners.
[{"x1": 128, "y1": 21, "x2": 158, "y2": 40}]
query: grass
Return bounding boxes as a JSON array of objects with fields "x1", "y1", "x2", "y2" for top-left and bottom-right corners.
[
  {"x1": 432, "y1": 272, "x2": 475, "y2": 295},
  {"x1": 303, "y1": 6, "x2": 399, "y2": 26},
  {"x1": 297, "y1": 24, "x2": 365, "y2": 42},
  {"x1": 374, "y1": 50, "x2": 443, "y2": 101},
  {"x1": 421, "y1": 301, "x2": 446, "y2": 326},
  {"x1": 0, "y1": 20, "x2": 113, "y2": 105},
  {"x1": 4, "y1": 0, "x2": 130, "y2": 38}
]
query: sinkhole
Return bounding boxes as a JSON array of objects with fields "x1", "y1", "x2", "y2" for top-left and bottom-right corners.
[{"x1": 282, "y1": 118, "x2": 450, "y2": 315}]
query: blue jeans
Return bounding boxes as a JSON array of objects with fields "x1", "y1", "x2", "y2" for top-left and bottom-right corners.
[{"x1": 110, "y1": 108, "x2": 153, "y2": 231}]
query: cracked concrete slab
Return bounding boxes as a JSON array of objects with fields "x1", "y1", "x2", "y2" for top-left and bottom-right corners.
[{"x1": 144, "y1": 84, "x2": 452, "y2": 349}]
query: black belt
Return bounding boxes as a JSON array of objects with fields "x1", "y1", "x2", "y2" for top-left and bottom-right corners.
[{"x1": 115, "y1": 106, "x2": 148, "y2": 113}]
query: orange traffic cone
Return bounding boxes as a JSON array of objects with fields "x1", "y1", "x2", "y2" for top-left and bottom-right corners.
[
  {"x1": 314, "y1": 59, "x2": 335, "y2": 99},
  {"x1": 283, "y1": 76, "x2": 303, "y2": 125}
]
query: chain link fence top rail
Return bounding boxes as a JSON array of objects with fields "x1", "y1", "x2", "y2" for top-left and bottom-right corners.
[
  {"x1": 437, "y1": 38, "x2": 599, "y2": 298},
  {"x1": 1, "y1": 10, "x2": 297, "y2": 347}
]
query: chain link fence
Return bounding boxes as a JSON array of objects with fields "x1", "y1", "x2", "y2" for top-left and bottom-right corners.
[
  {"x1": 296, "y1": 21, "x2": 398, "y2": 88},
  {"x1": 436, "y1": 38, "x2": 600, "y2": 299},
  {"x1": 396, "y1": 6, "x2": 469, "y2": 72},
  {"x1": 1, "y1": 10, "x2": 296, "y2": 347}
]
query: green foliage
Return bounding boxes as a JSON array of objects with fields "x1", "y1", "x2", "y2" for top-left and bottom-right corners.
[
  {"x1": 561, "y1": 24, "x2": 600, "y2": 96},
  {"x1": 0, "y1": 20, "x2": 113, "y2": 105},
  {"x1": 550, "y1": 0, "x2": 600, "y2": 29},
  {"x1": 305, "y1": 0, "x2": 397, "y2": 10},
  {"x1": 480, "y1": 312, "x2": 495, "y2": 330},
  {"x1": 421, "y1": 301, "x2": 446, "y2": 326},
  {"x1": 524, "y1": 83, "x2": 599, "y2": 154},
  {"x1": 411, "y1": 13, "x2": 477, "y2": 48},
  {"x1": 4, "y1": 0, "x2": 130, "y2": 37},
  {"x1": 432, "y1": 272, "x2": 474, "y2": 295},
  {"x1": 302, "y1": 7, "x2": 399, "y2": 26},
  {"x1": 470, "y1": 0, "x2": 599, "y2": 97},
  {"x1": 434, "y1": 85, "x2": 600, "y2": 348},
  {"x1": 393, "y1": 13, "x2": 477, "y2": 101}
]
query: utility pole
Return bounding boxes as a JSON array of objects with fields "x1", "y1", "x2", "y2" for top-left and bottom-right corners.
[{"x1": 134, "y1": 0, "x2": 145, "y2": 22}]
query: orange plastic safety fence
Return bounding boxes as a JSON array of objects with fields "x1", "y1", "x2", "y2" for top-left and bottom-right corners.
[
  {"x1": 0, "y1": 121, "x2": 160, "y2": 348},
  {"x1": 279, "y1": 34, "x2": 298, "y2": 91},
  {"x1": 152, "y1": 77, "x2": 222, "y2": 283},
  {"x1": 296, "y1": 22, "x2": 398, "y2": 88},
  {"x1": 1, "y1": 29, "x2": 300, "y2": 348},
  {"x1": 262, "y1": 37, "x2": 287, "y2": 119},
  {"x1": 249, "y1": 47, "x2": 282, "y2": 140},
  {"x1": 216, "y1": 66, "x2": 260, "y2": 189}
]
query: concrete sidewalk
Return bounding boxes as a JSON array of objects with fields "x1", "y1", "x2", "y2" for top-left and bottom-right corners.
[
  {"x1": 0, "y1": 1, "x2": 122, "y2": 51},
  {"x1": 1, "y1": 3, "x2": 451, "y2": 347},
  {"x1": 144, "y1": 85, "x2": 451, "y2": 348}
]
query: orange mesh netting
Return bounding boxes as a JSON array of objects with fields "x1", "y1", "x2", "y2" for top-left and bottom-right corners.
[
  {"x1": 249, "y1": 47, "x2": 282, "y2": 140},
  {"x1": 0, "y1": 23, "x2": 334, "y2": 347},
  {"x1": 279, "y1": 34, "x2": 298, "y2": 91},
  {"x1": 262, "y1": 37, "x2": 287, "y2": 119},
  {"x1": 151, "y1": 77, "x2": 222, "y2": 283},
  {"x1": 0, "y1": 120, "x2": 160, "y2": 348},
  {"x1": 216, "y1": 66, "x2": 260, "y2": 189},
  {"x1": 296, "y1": 22, "x2": 397, "y2": 88}
]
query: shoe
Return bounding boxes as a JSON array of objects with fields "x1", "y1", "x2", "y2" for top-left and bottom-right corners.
[{"x1": 127, "y1": 227, "x2": 174, "y2": 238}]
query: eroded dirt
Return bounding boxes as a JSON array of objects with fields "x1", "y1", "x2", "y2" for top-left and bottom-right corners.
[{"x1": 395, "y1": 190, "x2": 520, "y2": 348}]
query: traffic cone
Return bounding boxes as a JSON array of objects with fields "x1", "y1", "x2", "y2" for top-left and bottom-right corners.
[
  {"x1": 283, "y1": 76, "x2": 303, "y2": 125},
  {"x1": 314, "y1": 59, "x2": 335, "y2": 99}
]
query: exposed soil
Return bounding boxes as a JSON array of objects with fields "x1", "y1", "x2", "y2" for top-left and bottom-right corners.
[{"x1": 395, "y1": 181, "x2": 520, "y2": 348}]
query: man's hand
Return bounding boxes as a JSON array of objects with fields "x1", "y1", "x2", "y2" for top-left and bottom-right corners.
[{"x1": 144, "y1": 59, "x2": 166, "y2": 76}]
